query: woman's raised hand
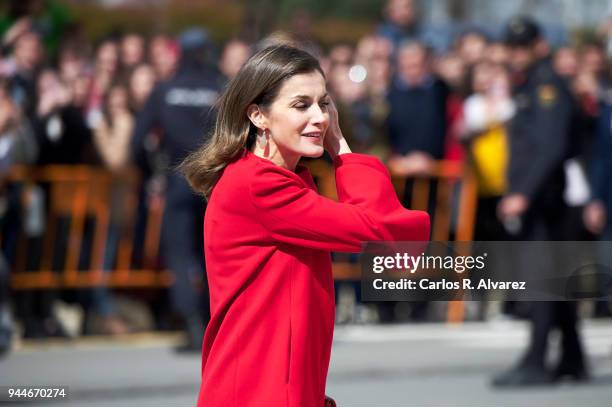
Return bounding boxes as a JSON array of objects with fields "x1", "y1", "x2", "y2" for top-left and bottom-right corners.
[{"x1": 324, "y1": 98, "x2": 351, "y2": 158}]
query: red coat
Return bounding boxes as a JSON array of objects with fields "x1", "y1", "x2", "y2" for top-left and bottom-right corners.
[{"x1": 197, "y1": 150, "x2": 430, "y2": 406}]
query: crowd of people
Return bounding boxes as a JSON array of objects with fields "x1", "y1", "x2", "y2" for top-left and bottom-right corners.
[{"x1": 0, "y1": 0, "x2": 611, "y2": 357}]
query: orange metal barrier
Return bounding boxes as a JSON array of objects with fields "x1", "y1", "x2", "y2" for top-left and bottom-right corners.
[
  {"x1": 4, "y1": 166, "x2": 172, "y2": 290},
  {"x1": 3, "y1": 161, "x2": 476, "y2": 320}
]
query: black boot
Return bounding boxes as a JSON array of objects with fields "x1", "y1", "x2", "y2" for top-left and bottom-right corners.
[
  {"x1": 492, "y1": 364, "x2": 554, "y2": 388},
  {"x1": 552, "y1": 361, "x2": 589, "y2": 382}
]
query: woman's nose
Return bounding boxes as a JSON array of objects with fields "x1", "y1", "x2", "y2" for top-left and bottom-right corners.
[{"x1": 310, "y1": 104, "x2": 327, "y2": 125}]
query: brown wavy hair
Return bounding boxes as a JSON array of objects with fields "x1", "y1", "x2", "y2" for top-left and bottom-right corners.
[{"x1": 178, "y1": 44, "x2": 324, "y2": 197}]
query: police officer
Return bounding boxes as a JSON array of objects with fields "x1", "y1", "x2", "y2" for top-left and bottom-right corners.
[
  {"x1": 492, "y1": 16, "x2": 588, "y2": 386},
  {"x1": 132, "y1": 28, "x2": 220, "y2": 351}
]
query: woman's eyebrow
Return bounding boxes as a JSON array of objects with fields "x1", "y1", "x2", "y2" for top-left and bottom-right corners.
[{"x1": 291, "y1": 93, "x2": 329, "y2": 100}]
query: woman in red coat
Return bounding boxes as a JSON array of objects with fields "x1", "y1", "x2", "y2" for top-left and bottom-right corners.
[{"x1": 180, "y1": 44, "x2": 430, "y2": 407}]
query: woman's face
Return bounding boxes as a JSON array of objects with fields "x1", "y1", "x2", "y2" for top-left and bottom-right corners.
[
  {"x1": 436, "y1": 54, "x2": 464, "y2": 88},
  {"x1": 459, "y1": 33, "x2": 487, "y2": 65},
  {"x1": 554, "y1": 48, "x2": 578, "y2": 78},
  {"x1": 581, "y1": 47, "x2": 604, "y2": 75},
  {"x1": 219, "y1": 41, "x2": 251, "y2": 80},
  {"x1": 472, "y1": 62, "x2": 494, "y2": 94},
  {"x1": 130, "y1": 64, "x2": 155, "y2": 106},
  {"x1": 121, "y1": 34, "x2": 145, "y2": 67},
  {"x1": 258, "y1": 71, "x2": 330, "y2": 162},
  {"x1": 96, "y1": 42, "x2": 118, "y2": 75}
]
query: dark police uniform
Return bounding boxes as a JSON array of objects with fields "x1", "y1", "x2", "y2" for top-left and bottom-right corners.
[
  {"x1": 493, "y1": 53, "x2": 588, "y2": 385},
  {"x1": 515, "y1": 58, "x2": 585, "y2": 370},
  {"x1": 509, "y1": 60, "x2": 571, "y2": 208},
  {"x1": 132, "y1": 42, "x2": 220, "y2": 350}
]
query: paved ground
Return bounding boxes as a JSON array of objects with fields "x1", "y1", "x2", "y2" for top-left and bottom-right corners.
[{"x1": 1, "y1": 320, "x2": 612, "y2": 406}]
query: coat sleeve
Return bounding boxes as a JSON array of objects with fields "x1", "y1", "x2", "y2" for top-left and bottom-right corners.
[{"x1": 250, "y1": 153, "x2": 430, "y2": 252}]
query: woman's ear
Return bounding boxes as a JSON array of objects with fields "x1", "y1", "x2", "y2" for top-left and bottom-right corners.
[{"x1": 247, "y1": 104, "x2": 267, "y2": 131}]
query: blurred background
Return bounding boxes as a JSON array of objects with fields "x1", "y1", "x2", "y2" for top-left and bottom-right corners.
[{"x1": 1, "y1": 0, "x2": 612, "y2": 406}]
